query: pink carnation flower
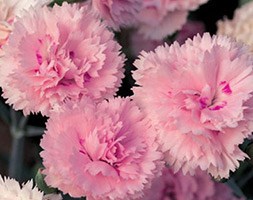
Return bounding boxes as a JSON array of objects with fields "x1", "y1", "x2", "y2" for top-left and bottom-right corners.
[
  {"x1": 136, "y1": 5, "x2": 188, "y2": 41},
  {"x1": 133, "y1": 33, "x2": 253, "y2": 178},
  {"x1": 0, "y1": 176, "x2": 62, "y2": 200},
  {"x1": 0, "y1": 3, "x2": 125, "y2": 116},
  {"x1": 91, "y1": 0, "x2": 141, "y2": 30},
  {"x1": 142, "y1": 168, "x2": 241, "y2": 200},
  {"x1": 40, "y1": 97, "x2": 163, "y2": 199},
  {"x1": 0, "y1": 0, "x2": 49, "y2": 55},
  {"x1": 136, "y1": 0, "x2": 208, "y2": 40}
]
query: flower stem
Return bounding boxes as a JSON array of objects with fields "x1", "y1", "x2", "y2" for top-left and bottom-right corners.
[
  {"x1": 8, "y1": 110, "x2": 28, "y2": 181},
  {"x1": 226, "y1": 178, "x2": 246, "y2": 199},
  {"x1": 8, "y1": 135, "x2": 25, "y2": 181}
]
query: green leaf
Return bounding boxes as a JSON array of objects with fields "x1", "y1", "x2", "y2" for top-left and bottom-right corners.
[{"x1": 35, "y1": 169, "x2": 57, "y2": 194}]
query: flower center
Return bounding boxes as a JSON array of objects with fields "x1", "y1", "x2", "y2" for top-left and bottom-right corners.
[
  {"x1": 100, "y1": 138, "x2": 127, "y2": 166},
  {"x1": 34, "y1": 36, "x2": 61, "y2": 77},
  {"x1": 181, "y1": 81, "x2": 232, "y2": 112},
  {"x1": 78, "y1": 134, "x2": 127, "y2": 168},
  {"x1": 198, "y1": 96, "x2": 227, "y2": 111},
  {"x1": 198, "y1": 81, "x2": 232, "y2": 111}
]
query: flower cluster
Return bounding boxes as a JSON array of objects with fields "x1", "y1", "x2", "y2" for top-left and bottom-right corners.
[{"x1": 0, "y1": 0, "x2": 252, "y2": 200}]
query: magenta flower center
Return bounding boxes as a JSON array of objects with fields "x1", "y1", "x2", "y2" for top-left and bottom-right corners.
[
  {"x1": 180, "y1": 80, "x2": 232, "y2": 112},
  {"x1": 169, "y1": 80, "x2": 235, "y2": 132},
  {"x1": 199, "y1": 81, "x2": 232, "y2": 111}
]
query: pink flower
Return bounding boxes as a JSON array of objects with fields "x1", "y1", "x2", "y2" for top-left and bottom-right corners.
[
  {"x1": 136, "y1": 0, "x2": 208, "y2": 40},
  {"x1": 0, "y1": 176, "x2": 62, "y2": 200},
  {"x1": 133, "y1": 33, "x2": 253, "y2": 178},
  {"x1": 0, "y1": 0, "x2": 49, "y2": 55},
  {"x1": 40, "y1": 97, "x2": 163, "y2": 199},
  {"x1": 137, "y1": 6, "x2": 188, "y2": 40},
  {"x1": 142, "y1": 168, "x2": 241, "y2": 200},
  {"x1": 0, "y1": 3, "x2": 125, "y2": 116},
  {"x1": 91, "y1": 0, "x2": 141, "y2": 30}
]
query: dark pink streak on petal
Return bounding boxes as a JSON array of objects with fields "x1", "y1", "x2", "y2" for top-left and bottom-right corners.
[
  {"x1": 199, "y1": 97, "x2": 208, "y2": 109},
  {"x1": 36, "y1": 51, "x2": 43, "y2": 65},
  {"x1": 222, "y1": 83, "x2": 232, "y2": 94},
  {"x1": 219, "y1": 81, "x2": 232, "y2": 94},
  {"x1": 209, "y1": 101, "x2": 227, "y2": 111}
]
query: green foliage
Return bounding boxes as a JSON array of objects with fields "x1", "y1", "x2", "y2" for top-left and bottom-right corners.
[
  {"x1": 35, "y1": 169, "x2": 57, "y2": 194},
  {"x1": 240, "y1": 0, "x2": 253, "y2": 6}
]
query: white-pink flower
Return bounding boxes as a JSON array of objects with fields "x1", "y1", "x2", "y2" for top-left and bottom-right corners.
[
  {"x1": 133, "y1": 33, "x2": 253, "y2": 178},
  {"x1": 142, "y1": 168, "x2": 242, "y2": 200},
  {"x1": 136, "y1": 0, "x2": 209, "y2": 40},
  {"x1": 0, "y1": 0, "x2": 49, "y2": 54},
  {"x1": 91, "y1": 0, "x2": 141, "y2": 30},
  {"x1": 0, "y1": 3, "x2": 125, "y2": 116},
  {"x1": 166, "y1": 0, "x2": 209, "y2": 10},
  {"x1": 217, "y1": 1, "x2": 253, "y2": 51},
  {"x1": 40, "y1": 97, "x2": 163, "y2": 199},
  {"x1": 0, "y1": 176, "x2": 62, "y2": 200}
]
